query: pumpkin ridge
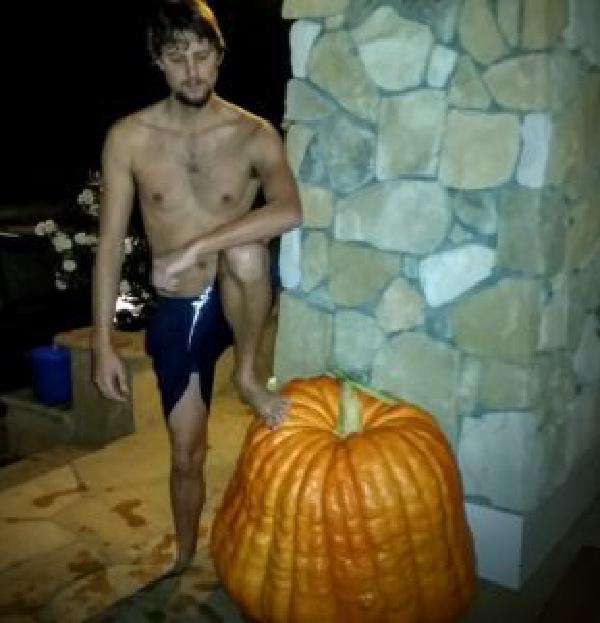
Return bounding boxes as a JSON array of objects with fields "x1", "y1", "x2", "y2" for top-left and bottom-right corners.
[
  {"x1": 221, "y1": 431, "x2": 323, "y2": 610},
  {"x1": 285, "y1": 391, "x2": 336, "y2": 429},
  {"x1": 403, "y1": 429, "x2": 462, "y2": 614},
  {"x1": 342, "y1": 440, "x2": 384, "y2": 619},
  {"x1": 262, "y1": 433, "x2": 335, "y2": 621},
  {"x1": 323, "y1": 443, "x2": 382, "y2": 621},
  {"x1": 345, "y1": 433, "x2": 408, "y2": 619},
  {"x1": 288, "y1": 437, "x2": 339, "y2": 621},
  {"x1": 378, "y1": 432, "x2": 431, "y2": 619},
  {"x1": 404, "y1": 430, "x2": 475, "y2": 613},
  {"x1": 367, "y1": 431, "x2": 424, "y2": 620},
  {"x1": 407, "y1": 429, "x2": 462, "y2": 501},
  {"x1": 392, "y1": 430, "x2": 464, "y2": 622}
]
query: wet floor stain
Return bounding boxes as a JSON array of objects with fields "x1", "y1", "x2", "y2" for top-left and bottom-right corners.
[
  {"x1": 111, "y1": 499, "x2": 147, "y2": 528},
  {"x1": 67, "y1": 550, "x2": 104, "y2": 577},
  {"x1": 33, "y1": 483, "x2": 88, "y2": 508},
  {"x1": 149, "y1": 533, "x2": 175, "y2": 566},
  {"x1": 71, "y1": 570, "x2": 113, "y2": 602}
]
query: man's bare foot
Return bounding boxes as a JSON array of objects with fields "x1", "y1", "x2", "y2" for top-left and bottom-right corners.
[{"x1": 234, "y1": 375, "x2": 289, "y2": 428}]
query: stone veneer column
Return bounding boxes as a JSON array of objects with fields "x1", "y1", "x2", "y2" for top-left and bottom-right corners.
[{"x1": 275, "y1": 0, "x2": 600, "y2": 586}]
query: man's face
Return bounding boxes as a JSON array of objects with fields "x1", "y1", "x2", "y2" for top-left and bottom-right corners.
[{"x1": 157, "y1": 31, "x2": 222, "y2": 108}]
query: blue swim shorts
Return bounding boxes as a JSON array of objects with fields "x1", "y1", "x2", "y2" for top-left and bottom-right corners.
[{"x1": 145, "y1": 281, "x2": 234, "y2": 418}]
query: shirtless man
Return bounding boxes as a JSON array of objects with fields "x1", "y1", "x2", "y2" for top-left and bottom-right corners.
[{"x1": 92, "y1": 0, "x2": 301, "y2": 573}]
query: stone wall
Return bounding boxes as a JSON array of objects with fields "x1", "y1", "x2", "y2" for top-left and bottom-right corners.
[{"x1": 274, "y1": 0, "x2": 600, "y2": 515}]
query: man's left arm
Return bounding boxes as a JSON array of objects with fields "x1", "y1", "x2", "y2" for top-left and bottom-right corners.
[{"x1": 178, "y1": 122, "x2": 302, "y2": 264}]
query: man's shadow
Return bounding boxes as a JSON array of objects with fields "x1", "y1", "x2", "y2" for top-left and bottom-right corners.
[{"x1": 85, "y1": 569, "x2": 250, "y2": 622}]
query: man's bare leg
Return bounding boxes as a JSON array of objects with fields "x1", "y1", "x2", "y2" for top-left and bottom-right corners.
[
  {"x1": 166, "y1": 372, "x2": 207, "y2": 574},
  {"x1": 219, "y1": 243, "x2": 288, "y2": 427}
]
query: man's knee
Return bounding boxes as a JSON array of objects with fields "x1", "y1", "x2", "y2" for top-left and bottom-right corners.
[
  {"x1": 222, "y1": 243, "x2": 269, "y2": 284},
  {"x1": 170, "y1": 442, "x2": 205, "y2": 477}
]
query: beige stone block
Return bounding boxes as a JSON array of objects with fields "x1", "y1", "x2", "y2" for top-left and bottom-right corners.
[
  {"x1": 483, "y1": 54, "x2": 550, "y2": 111},
  {"x1": 439, "y1": 110, "x2": 520, "y2": 189},
  {"x1": 452, "y1": 278, "x2": 542, "y2": 365},
  {"x1": 285, "y1": 124, "x2": 315, "y2": 176},
  {"x1": 377, "y1": 89, "x2": 447, "y2": 177},
  {"x1": 0, "y1": 464, "x2": 85, "y2": 520},
  {"x1": 497, "y1": 0, "x2": 521, "y2": 47},
  {"x1": 459, "y1": 0, "x2": 509, "y2": 65},
  {"x1": 307, "y1": 31, "x2": 379, "y2": 122},
  {"x1": 325, "y1": 14, "x2": 345, "y2": 29},
  {"x1": 549, "y1": 73, "x2": 600, "y2": 196},
  {"x1": 333, "y1": 311, "x2": 385, "y2": 373},
  {"x1": 497, "y1": 188, "x2": 565, "y2": 275},
  {"x1": 375, "y1": 277, "x2": 425, "y2": 333},
  {"x1": 522, "y1": 0, "x2": 567, "y2": 49},
  {"x1": 329, "y1": 242, "x2": 400, "y2": 306},
  {"x1": 274, "y1": 294, "x2": 333, "y2": 382},
  {"x1": 301, "y1": 231, "x2": 330, "y2": 292},
  {"x1": 299, "y1": 185, "x2": 333, "y2": 228},
  {"x1": 479, "y1": 361, "x2": 539, "y2": 409},
  {"x1": 448, "y1": 56, "x2": 492, "y2": 109},
  {"x1": 351, "y1": 8, "x2": 434, "y2": 91},
  {"x1": 283, "y1": 0, "x2": 349, "y2": 19},
  {"x1": 335, "y1": 181, "x2": 450, "y2": 254},
  {"x1": 372, "y1": 332, "x2": 461, "y2": 443},
  {"x1": 565, "y1": 195, "x2": 600, "y2": 269},
  {"x1": 284, "y1": 79, "x2": 336, "y2": 122},
  {"x1": 0, "y1": 521, "x2": 76, "y2": 569}
]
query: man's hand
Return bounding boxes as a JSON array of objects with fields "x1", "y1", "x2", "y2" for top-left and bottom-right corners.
[
  {"x1": 151, "y1": 245, "x2": 198, "y2": 293},
  {"x1": 93, "y1": 346, "x2": 129, "y2": 402}
]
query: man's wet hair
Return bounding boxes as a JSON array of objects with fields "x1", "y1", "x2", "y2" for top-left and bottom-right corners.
[{"x1": 147, "y1": 0, "x2": 226, "y2": 60}]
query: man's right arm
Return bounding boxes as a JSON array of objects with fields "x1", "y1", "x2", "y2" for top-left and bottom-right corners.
[{"x1": 92, "y1": 120, "x2": 135, "y2": 401}]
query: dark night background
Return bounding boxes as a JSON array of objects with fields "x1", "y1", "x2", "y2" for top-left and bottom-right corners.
[{"x1": 3, "y1": 1, "x2": 290, "y2": 204}]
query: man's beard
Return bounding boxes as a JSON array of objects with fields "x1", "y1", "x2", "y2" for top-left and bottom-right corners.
[{"x1": 174, "y1": 85, "x2": 212, "y2": 109}]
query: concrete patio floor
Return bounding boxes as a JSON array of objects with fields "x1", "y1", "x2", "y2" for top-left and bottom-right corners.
[
  {"x1": 1, "y1": 343, "x2": 599, "y2": 622},
  {"x1": 0, "y1": 359, "x2": 254, "y2": 622}
]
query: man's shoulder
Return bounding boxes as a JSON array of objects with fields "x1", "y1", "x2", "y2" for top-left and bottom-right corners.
[
  {"x1": 105, "y1": 102, "x2": 165, "y2": 145},
  {"x1": 216, "y1": 98, "x2": 275, "y2": 136}
]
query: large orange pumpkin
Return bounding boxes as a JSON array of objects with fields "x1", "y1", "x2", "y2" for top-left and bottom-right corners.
[{"x1": 211, "y1": 376, "x2": 476, "y2": 623}]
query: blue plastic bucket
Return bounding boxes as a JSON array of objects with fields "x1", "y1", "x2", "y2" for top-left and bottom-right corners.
[{"x1": 30, "y1": 345, "x2": 72, "y2": 406}]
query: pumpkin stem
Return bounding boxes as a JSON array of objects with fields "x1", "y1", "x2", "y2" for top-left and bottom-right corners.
[{"x1": 336, "y1": 381, "x2": 363, "y2": 437}]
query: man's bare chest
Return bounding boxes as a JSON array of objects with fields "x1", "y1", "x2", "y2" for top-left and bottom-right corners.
[{"x1": 132, "y1": 130, "x2": 257, "y2": 213}]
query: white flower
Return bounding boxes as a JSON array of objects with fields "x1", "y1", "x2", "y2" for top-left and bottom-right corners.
[
  {"x1": 74, "y1": 232, "x2": 88, "y2": 245},
  {"x1": 88, "y1": 203, "x2": 100, "y2": 217},
  {"x1": 34, "y1": 222, "x2": 46, "y2": 236},
  {"x1": 52, "y1": 233, "x2": 72, "y2": 252},
  {"x1": 55, "y1": 278, "x2": 67, "y2": 291},
  {"x1": 78, "y1": 189, "x2": 95, "y2": 206},
  {"x1": 44, "y1": 219, "x2": 57, "y2": 234},
  {"x1": 123, "y1": 237, "x2": 133, "y2": 255},
  {"x1": 63, "y1": 259, "x2": 77, "y2": 272},
  {"x1": 119, "y1": 279, "x2": 131, "y2": 295}
]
